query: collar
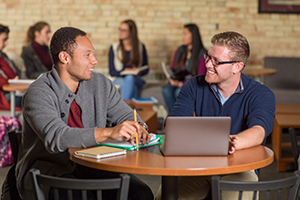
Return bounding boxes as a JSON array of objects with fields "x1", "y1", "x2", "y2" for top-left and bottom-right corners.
[
  {"x1": 210, "y1": 77, "x2": 244, "y2": 95},
  {"x1": 50, "y1": 67, "x2": 78, "y2": 97}
]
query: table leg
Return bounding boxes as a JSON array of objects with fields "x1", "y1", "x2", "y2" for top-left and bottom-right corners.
[
  {"x1": 254, "y1": 75, "x2": 262, "y2": 83},
  {"x1": 272, "y1": 118, "x2": 288, "y2": 171},
  {"x1": 272, "y1": 118, "x2": 281, "y2": 162},
  {"x1": 10, "y1": 91, "x2": 16, "y2": 118},
  {"x1": 162, "y1": 176, "x2": 178, "y2": 200}
]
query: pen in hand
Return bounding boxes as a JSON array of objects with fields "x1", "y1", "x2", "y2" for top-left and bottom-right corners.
[{"x1": 134, "y1": 109, "x2": 139, "y2": 151}]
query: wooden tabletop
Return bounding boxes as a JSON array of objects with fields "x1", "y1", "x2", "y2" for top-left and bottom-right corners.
[
  {"x1": 2, "y1": 84, "x2": 29, "y2": 92},
  {"x1": 69, "y1": 145, "x2": 273, "y2": 176},
  {"x1": 245, "y1": 68, "x2": 277, "y2": 76},
  {"x1": 275, "y1": 114, "x2": 300, "y2": 128}
]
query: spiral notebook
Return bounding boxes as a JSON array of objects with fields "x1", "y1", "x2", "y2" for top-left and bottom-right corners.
[
  {"x1": 75, "y1": 146, "x2": 126, "y2": 159},
  {"x1": 99, "y1": 133, "x2": 163, "y2": 151}
]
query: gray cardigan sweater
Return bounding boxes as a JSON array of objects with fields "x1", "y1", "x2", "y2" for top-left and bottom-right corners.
[
  {"x1": 21, "y1": 44, "x2": 50, "y2": 79},
  {"x1": 16, "y1": 68, "x2": 140, "y2": 199}
]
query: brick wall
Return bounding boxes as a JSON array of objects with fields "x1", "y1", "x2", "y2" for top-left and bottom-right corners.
[{"x1": 1, "y1": 0, "x2": 299, "y2": 71}]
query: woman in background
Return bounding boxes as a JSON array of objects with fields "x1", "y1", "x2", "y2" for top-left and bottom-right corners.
[
  {"x1": 162, "y1": 23, "x2": 206, "y2": 112},
  {"x1": 109, "y1": 19, "x2": 148, "y2": 100},
  {"x1": 21, "y1": 21, "x2": 52, "y2": 79},
  {"x1": 0, "y1": 24, "x2": 21, "y2": 109}
]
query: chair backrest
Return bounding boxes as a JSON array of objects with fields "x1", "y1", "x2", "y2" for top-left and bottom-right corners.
[
  {"x1": 8, "y1": 130, "x2": 22, "y2": 162},
  {"x1": 263, "y1": 57, "x2": 300, "y2": 90},
  {"x1": 289, "y1": 127, "x2": 300, "y2": 170},
  {"x1": 5, "y1": 130, "x2": 23, "y2": 200},
  {"x1": 30, "y1": 169, "x2": 130, "y2": 200},
  {"x1": 211, "y1": 170, "x2": 300, "y2": 200}
]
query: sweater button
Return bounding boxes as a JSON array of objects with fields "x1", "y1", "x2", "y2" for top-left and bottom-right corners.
[
  {"x1": 65, "y1": 99, "x2": 69, "y2": 104},
  {"x1": 68, "y1": 94, "x2": 73, "y2": 97},
  {"x1": 61, "y1": 113, "x2": 65, "y2": 118}
]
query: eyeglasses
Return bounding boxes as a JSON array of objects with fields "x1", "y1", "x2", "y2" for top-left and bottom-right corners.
[
  {"x1": 118, "y1": 28, "x2": 129, "y2": 32},
  {"x1": 204, "y1": 51, "x2": 240, "y2": 67}
]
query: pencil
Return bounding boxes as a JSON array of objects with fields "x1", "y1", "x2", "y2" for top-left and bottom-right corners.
[{"x1": 134, "y1": 109, "x2": 139, "y2": 151}]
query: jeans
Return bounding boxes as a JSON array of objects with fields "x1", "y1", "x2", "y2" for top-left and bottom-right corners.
[
  {"x1": 48, "y1": 164, "x2": 154, "y2": 200},
  {"x1": 113, "y1": 75, "x2": 145, "y2": 100},
  {"x1": 162, "y1": 82, "x2": 181, "y2": 112}
]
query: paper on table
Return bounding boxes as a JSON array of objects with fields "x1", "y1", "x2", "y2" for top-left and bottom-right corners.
[
  {"x1": 99, "y1": 133, "x2": 163, "y2": 151},
  {"x1": 8, "y1": 79, "x2": 35, "y2": 85}
]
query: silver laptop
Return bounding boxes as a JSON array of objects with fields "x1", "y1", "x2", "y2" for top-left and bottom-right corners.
[{"x1": 161, "y1": 116, "x2": 231, "y2": 156}]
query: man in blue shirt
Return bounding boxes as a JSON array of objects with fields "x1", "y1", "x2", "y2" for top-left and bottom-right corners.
[{"x1": 156, "y1": 31, "x2": 275, "y2": 200}]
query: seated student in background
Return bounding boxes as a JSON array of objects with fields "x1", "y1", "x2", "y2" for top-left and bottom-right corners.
[
  {"x1": 0, "y1": 24, "x2": 21, "y2": 109},
  {"x1": 15, "y1": 27, "x2": 153, "y2": 200},
  {"x1": 156, "y1": 31, "x2": 275, "y2": 200},
  {"x1": 162, "y1": 23, "x2": 206, "y2": 112},
  {"x1": 109, "y1": 19, "x2": 148, "y2": 100},
  {"x1": 21, "y1": 21, "x2": 52, "y2": 79}
]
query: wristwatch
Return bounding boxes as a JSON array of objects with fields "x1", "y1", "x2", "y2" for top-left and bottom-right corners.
[{"x1": 138, "y1": 121, "x2": 149, "y2": 131}]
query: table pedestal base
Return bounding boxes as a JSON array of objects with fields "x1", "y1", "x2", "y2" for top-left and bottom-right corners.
[{"x1": 162, "y1": 176, "x2": 178, "y2": 200}]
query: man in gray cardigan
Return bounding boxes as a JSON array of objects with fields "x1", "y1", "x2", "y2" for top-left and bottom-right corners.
[{"x1": 16, "y1": 27, "x2": 153, "y2": 200}]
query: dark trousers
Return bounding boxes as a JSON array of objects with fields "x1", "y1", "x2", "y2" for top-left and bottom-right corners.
[{"x1": 48, "y1": 164, "x2": 154, "y2": 200}]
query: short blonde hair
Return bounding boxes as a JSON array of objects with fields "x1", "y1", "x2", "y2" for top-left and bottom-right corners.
[{"x1": 211, "y1": 31, "x2": 250, "y2": 65}]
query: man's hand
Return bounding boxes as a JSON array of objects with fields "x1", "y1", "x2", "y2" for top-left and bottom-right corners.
[
  {"x1": 228, "y1": 135, "x2": 238, "y2": 154},
  {"x1": 94, "y1": 121, "x2": 151, "y2": 144},
  {"x1": 228, "y1": 125, "x2": 265, "y2": 154}
]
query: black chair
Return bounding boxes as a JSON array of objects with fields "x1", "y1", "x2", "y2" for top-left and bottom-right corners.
[
  {"x1": 211, "y1": 170, "x2": 300, "y2": 200},
  {"x1": 289, "y1": 127, "x2": 300, "y2": 170},
  {"x1": 30, "y1": 168, "x2": 130, "y2": 200},
  {"x1": 1, "y1": 130, "x2": 22, "y2": 200}
]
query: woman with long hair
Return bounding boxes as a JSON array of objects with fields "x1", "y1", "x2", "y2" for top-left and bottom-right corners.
[
  {"x1": 108, "y1": 19, "x2": 148, "y2": 100},
  {"x1": 21, "y1": 21, "x2": 52, "y2": 79},
  {"x1": 162, "y1": 23, "x2": 206, "y2": 111},
  {"x1": 0, "y1": 24, "x2": 22, "y2": 109}
]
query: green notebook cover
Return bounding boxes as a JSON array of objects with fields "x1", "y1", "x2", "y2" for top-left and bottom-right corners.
[{"x1": 98, "y1": 134, "x2": 163, "y2": 151}]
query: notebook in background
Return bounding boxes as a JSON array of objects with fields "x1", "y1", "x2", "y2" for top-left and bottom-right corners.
[
  {"x1": 161, "y1": 62, "x2": 173, "y2": 79},
  {"x1": 161, "y1": 62, "x2": 191, "y2": 81},
  {"x1": 120, "y1": 65, "x2": 148, "y2": 75},
  {"x1": 161, "y1": 116, "x2": 231, "y2": 156}
]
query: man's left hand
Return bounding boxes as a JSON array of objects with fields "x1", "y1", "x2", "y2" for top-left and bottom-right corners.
[{"x1": 228, "y1": 135, "x2": 238, "y2": 154}]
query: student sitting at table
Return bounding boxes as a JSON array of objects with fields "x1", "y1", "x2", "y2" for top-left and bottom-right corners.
[
  {"x1": 0, "y1": 24, "x2": 21, "y2": 110},
  {"x1": 21, "y1": 21, "x2": 52, "y2": 79},
  {"x1": 162, "y1": 23, "x2": 206, "y2": 112},
  {"x1": 155, "y1": 31, "x2": 275, "y2": 200},
  {"x1": 108, "y1": 19, "x2": 148, "y2": 100},
  {"x1": 14, "y1": 27, "x2": 154, "y2": 200}
]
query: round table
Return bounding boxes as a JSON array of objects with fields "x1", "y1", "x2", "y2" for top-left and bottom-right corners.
[
  {"x1": 3, "y1": 84, "x2": 30, "y2": 117},
  {"x1": 244, "y1": 68, "x2": 277, "y2": 83},
  {"x1": 69, "y1": 145, "x2": 273, "y2": 200}
]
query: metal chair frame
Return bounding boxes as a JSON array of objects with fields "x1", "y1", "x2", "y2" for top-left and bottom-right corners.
[
  {"x1": 31, "y1": 168, "x2": 130, "y2": 200},
  {"x1": 289, "y1": 127, "x2": 300, "y2": 170},
  {"x1": 212, "y1": 170, "x2": 300, "y2": 200}
]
